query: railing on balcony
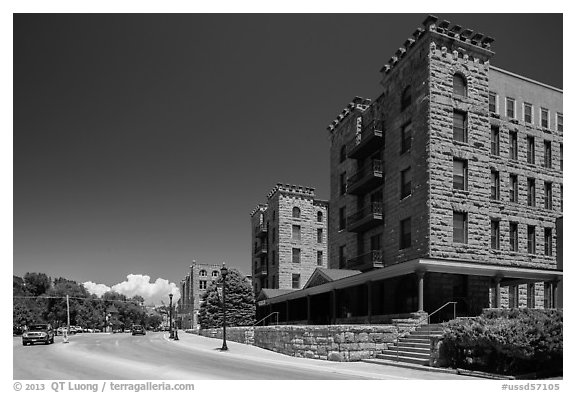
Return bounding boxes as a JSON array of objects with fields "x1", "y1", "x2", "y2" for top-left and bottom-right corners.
[
  {"x1": 255, "y1": 264, "x2": 268, "y2": 276},
  {"x1": 254, "y1": 242, "x2": 268, "y2": 256},
  {"x1": 255, "y1": 224, "x2": 268, "y2": 238},
  {"x1": 347, "y1": 119, "x2": 385, "y2": 159},
  {"x1": 347, "y1": 159, "x2": 383, "y2": 195},
  {"x1": 347, "y1": 202, "x2": 383, "y2": 232},
  {"x1": 347, "y1": 250, "x2": 384, "y2": 271}
]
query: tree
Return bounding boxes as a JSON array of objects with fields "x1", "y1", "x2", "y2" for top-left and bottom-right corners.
[
  {"x1": 197, "y1": 269, "x2": 255, "y2": 329},
  {"x1": 23, "y1": 272, "x2": 51, "y2": 296}
]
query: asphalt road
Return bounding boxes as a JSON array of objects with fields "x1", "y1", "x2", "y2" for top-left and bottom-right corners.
[{"x1": 13, "y1": 331, "x2": 479, "y2": 380}]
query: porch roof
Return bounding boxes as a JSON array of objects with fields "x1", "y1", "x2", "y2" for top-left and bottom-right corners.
[{"x1": 257, "y1": 258, "x2": 562, "y2": 306}]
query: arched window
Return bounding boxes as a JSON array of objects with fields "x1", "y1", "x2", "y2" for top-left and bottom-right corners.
[
  {"x1": 199, "y1": 270, "x2": 207, "y2": 277},
  {"x1": 453, "y1": 73, "x2": 467, "y2": 97},
  {"x1": 340, "y1": 144, "x2": 347, "y2": 163},
  {"x1": 317, "y1": 211, "x2": 323, "y2": 222},
  {"x1": 401, "y1": 85, "x2": 412, "y2": 111},
  {"x1": 292, "y1": 207, "x2": 301, "y2": 218},
  {"x1": 211, "y1": 271, "x2": 219, "y2": 278}
]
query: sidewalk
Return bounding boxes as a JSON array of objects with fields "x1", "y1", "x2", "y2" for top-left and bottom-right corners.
[{"x1": 162, "y1": 330, "x2": 480, "y2": 380}]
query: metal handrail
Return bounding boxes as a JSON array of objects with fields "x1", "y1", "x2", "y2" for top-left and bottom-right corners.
[
  {"x1": 418, "y1": 301, "x2": 457, "y2": 336},
  {"x1": 253, "y1": 311, "x2": 279, "y2": 326}
]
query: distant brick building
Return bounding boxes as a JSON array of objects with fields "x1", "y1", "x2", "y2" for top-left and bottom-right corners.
[
  {"x1": 250, "y1": 183, "x2": 328, "y2": 296},
  {"x1": 257, "y1": 15, "x2": 562, "y2": 324},
  {"x1": 177, "y1": 261, "x2": 252, "y2": 329}
]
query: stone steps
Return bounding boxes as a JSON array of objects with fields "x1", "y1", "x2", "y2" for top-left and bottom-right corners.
[{"x1": 375, "y1": 323, "x2": 444, "y2": 366}]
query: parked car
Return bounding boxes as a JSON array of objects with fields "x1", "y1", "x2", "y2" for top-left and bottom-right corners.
[
  {"x1": 131, "y1": 325, "x2": 145, "y2": 336},
  {"x1": 22, "y1": 323, "x2": 55, "y2": 346}
]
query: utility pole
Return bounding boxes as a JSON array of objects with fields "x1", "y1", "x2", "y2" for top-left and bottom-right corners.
[{"x1": 63, "y1": 294, "x2": 70, "y2": 343}]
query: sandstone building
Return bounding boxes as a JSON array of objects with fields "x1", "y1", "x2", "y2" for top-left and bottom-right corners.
[
  {"x1": 250, "y1": 183, "x2": 328, "y2": 296},
  {"x1": 177, "y1": 261, "x2": 252, "y2": 329},
  {"x1": 257, "y1": 15, "x2": 562, "y2": 324}
]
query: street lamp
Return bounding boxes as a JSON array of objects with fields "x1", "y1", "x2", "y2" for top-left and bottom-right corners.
[
  {"x1": 169, "y1": 293, "x2": 174, "y2": 339},
  {"x1": 220, "y1": 262, "x2": 228, "y2": 351}
]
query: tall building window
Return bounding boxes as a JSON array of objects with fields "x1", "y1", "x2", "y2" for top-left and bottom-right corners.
[
  {"x1": 401, "y1": 122, "x2": 412, "y2": 153},
  {"x1": 527, "y1": 225, "x2": 536, "y2": 254},
  {"x1": 509, "y1": 131, "x2": 518, "y2": 160},
  {"x1": 453, "y1": 159, "x2": 467, "y2": 190},
  {"x1": 544, "y1": 182, "x2": 553, "y2": 210},
  {"x1": 272, "y1": 227, "x2": 276, "y2": 244},
  {"x1": 401, "y1": 167, "x2": 412, "y2": 198},
  {"x1": 509, "y1": 285, "x2": 519, "y2": 308},
  {"x1": 317, "y1": 228, "x2": 323, "y2": 243},
  {"x1": 453, "y1": 211, "x2": 468, "y2": 244},
  {"x1": 199, "y1": 281, "x2": 207, "y2": 290},
  {"x1": 453, "y1": 73, "x2": 467, "y2": 97},
  {"x1": 339, "y1": 206, "x2": 346, "y2": 230},
  {"x1": 292, "y1": 207, "x2": 300, "y2": 218},
  {"x1": 199, "y1": 270, "x2": 207, "y2": 277},
  {"x1": 292, "y1": 225, "x2": 301, "y2": 241},
  {"x1": 527, "y1": 178, "x2": 536, "y2": 207},
  {"x1": 292, "y1": 248, "x2": 301, "y2": 263},
  {"x1": 541, "y1": 108, "x2": 549, "y2": 129},
  {"x1": 506, "y1": 97, "x2": 515, "y2": 119},
  {"x1": 317, "y1": 250, "x2": 323, "y2": 266},
  {"x1": 544, "y1": 228, "x2": 553, "y2": 256},
  {"x1": 340, "y1": 145, "x2": 347, "y2": 163},
  {"x1": 212, "y1": 271, "x2": 219, "y2": 278},
  {"x1": 271, "y1": 250, "x2": 276, "y2": 266},
  {"x1": 491, "y1": 126, "x2": 500, "y2": 155},
  {"x1": 510, "y1": 222, "x2": 519, "y2": 252},
  {"x1": 401, "y1": 85, "x2": 412, "y2": 111},
  {"x1": 489, "y1": 91, "x2": 498, "y2": 114},
  {"x1": 523, "y1": 102, "x2": 533, "y2": 124},
  {"x1": 491, "y1": 220, "x2": 500, "y2": 250},
  {"x1": 527, "y1": 136, "x2": 535, "y2": 164},
  {"x1": 527, "y1": 283, "x2": 535, "y2": 308},
  {"x1": 557, "y1": 113, "x2": 563, "y2": 132},
  {"x1": 340, "y1": 172, "x2": 347, "y2": 195},
  {"x1": 338, "y1": 245, "x2": 346, "y2": 268},
  {"x1": 400, "y1": 218, "x2": 412, "y2": 249},
  {"x1": 560, "y1": 144, "x2": 563, "y2": 170},
  {"x1": 317, "y1": 211, "x2": 323, "y2": 222},
  {"x1": 544, "y1": 141, "x2": 552, "y2": 168},
  {"x1": 453, "y1": 110, "x2": 467, "y2": 143},
  {"x1": 509, "y1": 174, "x2": 518, "y2": 202},
  {"x1": 491, "y1": 170, "x2": 500, "y2": 200},
  {"x1": 292, "y1": 274, "x2": 300, "y2": 289},
  {"x1": 371, "y1": 233, "x2": 382, "y2": 251}
]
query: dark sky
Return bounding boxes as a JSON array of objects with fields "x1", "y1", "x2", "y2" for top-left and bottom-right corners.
[{"x1": 13, "y1": 14, "x2": 563, "y2": 287}]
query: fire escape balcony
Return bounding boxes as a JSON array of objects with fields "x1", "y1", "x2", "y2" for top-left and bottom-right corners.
[
  {"x1": 347, "y1": 119, "x2": 385, "y2": 160},
  {"x1": 254, "y1": 242, "x2": 268, "y2": 257},
  {"x1": 254, "y1": 264, "x2": 268, "y2": 277},
  {"x1": 347, "y1": 159, "x2": 383, "y2": 195},
  {"x1": 347, "y1": 250, "x2": 384, "y2": 271},
  {"x1": 255, "y1": 224, "x2": 268, "y2": 238},
  {"x1": 347, "y1": 202, "x2": 383, "y2": 233}
]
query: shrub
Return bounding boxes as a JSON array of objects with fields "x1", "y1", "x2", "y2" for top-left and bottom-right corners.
[{"x1": 439, "y1": 309, "x2": 562, "y2": 375}]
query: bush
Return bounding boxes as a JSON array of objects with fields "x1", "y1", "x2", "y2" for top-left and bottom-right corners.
[{"x1": 439, "y1": 309, "x2": 562, "y2": 376}]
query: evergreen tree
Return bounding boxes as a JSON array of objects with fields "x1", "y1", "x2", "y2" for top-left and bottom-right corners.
[{"x1": 197, "y1": 269, "x2": 255, "y2": 328}]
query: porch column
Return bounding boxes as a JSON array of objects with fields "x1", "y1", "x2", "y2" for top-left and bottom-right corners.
[
  {"x1": 417, "y1": 271, "x2": 425, "y2": 312},
  {"x1": 331, "y1": 290, "x2": 337, "y2": 325},
  {"x1": 306, "y1": 295, "x2": 311, "y2": 325},
  {"x1": 367, "y1": 281, "x2": 373, "y2": 323},
  {"x1": 494, "y1": 277, "x2": 502, "y2": 308}
]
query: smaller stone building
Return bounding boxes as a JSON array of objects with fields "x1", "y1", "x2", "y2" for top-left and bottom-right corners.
[{"x1": 250, "y1": 183, "x2": 328, "y2": 296}]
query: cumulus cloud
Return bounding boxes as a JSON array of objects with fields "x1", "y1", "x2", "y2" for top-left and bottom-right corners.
[{"x1": 83, "y1": 274, "x2": 180, "y2": 306}]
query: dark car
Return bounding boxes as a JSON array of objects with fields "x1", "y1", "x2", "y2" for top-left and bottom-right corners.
[
  {"x1": 22, "y1": 323, "x2": 55, "y2": 346},
  {"x1": 131, "y1": 325, "x2": 145, "y2": 335}
]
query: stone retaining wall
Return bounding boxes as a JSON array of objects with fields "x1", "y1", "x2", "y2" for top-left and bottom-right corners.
[{"x1": 194, "y1": 324, "x2": 399, "y2": 362}]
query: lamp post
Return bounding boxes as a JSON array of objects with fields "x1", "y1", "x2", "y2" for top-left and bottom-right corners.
[
  {"x1": 220, "y1": 263, "x2": 228, "y2": 351},
  {"x1": 169, "y1": 293, "x2": 174, "y2": 339}
]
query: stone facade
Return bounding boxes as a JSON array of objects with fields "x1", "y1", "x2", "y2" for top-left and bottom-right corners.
[
  {"x1": 195, "y1": 324, "x2": 399, "y2": 362},
  {"x1": 177, "y1": 262, "x2": 222, "y2": 329},
  {"x1": 251, "y1": 184, "x2": 328, "y2": 295},
  {"x1": 326, "y1": 15, "x2": 562, "y2": 315}
]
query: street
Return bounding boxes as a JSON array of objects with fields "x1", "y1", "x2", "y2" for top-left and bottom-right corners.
[{"x1": 13, "y1": 331, "x2": 479, "y2": 380}]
